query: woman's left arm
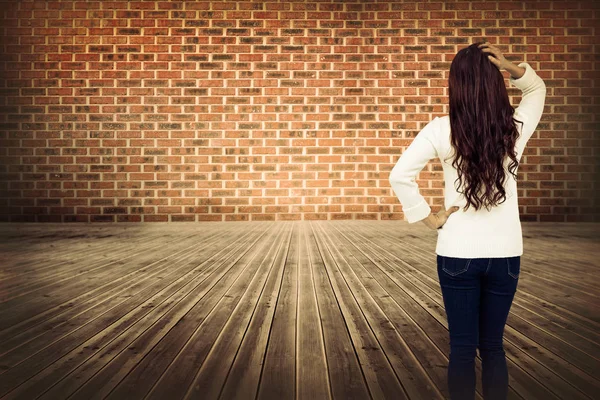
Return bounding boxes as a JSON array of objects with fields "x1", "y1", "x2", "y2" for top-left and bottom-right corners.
[{"x1": 388, "y1": 117, "x2": 440, "y2": 225}]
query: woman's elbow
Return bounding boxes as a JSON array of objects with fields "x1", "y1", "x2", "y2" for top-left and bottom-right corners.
[{"x1": 389, "y1": 170, "x2": 407, "y2": 184}]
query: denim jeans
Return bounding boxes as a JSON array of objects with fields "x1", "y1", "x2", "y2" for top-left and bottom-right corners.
[{"x1": 437, "y1": 255, "x2": 520, "y2": 400}]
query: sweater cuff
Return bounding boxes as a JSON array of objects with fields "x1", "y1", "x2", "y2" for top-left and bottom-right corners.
[
  {"x1": 508, "y1": 62, "x2": 536, "y2": 90},
  {"x1": 403, "y1": 199, "x2": 432, "y2": 224}
]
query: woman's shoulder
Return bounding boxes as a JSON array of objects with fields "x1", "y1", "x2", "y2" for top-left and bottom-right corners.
[{"x1": 437, "y1": 115, "x2": 450, "y2": 130}]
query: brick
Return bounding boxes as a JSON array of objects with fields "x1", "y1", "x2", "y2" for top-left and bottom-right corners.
[{"x1": 0, "y1": 0, "x2": 594, "y2": 222}]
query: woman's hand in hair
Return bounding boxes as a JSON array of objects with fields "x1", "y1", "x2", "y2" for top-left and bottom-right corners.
[{"x1": 478, "y1": 42, "x2": 508, "y2": 71}]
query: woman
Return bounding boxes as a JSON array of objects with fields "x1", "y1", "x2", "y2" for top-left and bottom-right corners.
[{"x1": 388, "y1": 42, "x2": 547, "y2": 399}]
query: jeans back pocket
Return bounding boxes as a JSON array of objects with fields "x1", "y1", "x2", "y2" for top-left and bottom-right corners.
[
  {"x1": 507, "y1": 256, "x2": 520, "y2": 279},
  {"x1": 441, "y1": 256, "x2": 472, "y2": 276}
]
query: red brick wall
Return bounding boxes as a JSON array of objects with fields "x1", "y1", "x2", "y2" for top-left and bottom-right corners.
[{"x1": 0, "y1": 0, "x2": 598, "y2": 223}]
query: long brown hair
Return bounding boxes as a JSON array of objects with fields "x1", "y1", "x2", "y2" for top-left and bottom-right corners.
[{"x1": 445, "y1": 42, "x2": 524, "y2": 212}]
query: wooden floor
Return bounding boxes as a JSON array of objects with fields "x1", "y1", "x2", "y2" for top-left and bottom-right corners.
[{"x1": 0, "y1": 221, "x2": 598, "y2": 400}]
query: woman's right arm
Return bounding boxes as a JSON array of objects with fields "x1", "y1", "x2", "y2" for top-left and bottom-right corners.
[
  {"x1": 504, "y1": 62, "x2": 526, "y2": 80},
  {"x1": 508, "y1": 62, "x2": 547, "y2": 154},
  {"x1": 479, "y1": 42, "x2": 547, "y2": 155}
]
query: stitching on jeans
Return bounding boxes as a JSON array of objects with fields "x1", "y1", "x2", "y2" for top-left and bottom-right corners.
[
  {"x1": 507, "y1": 257, "x2": 519, "y2": 279},
  {"x1": 484, "y1": 258, "x2": 492, "y2": 275},
  {"x1": 443, "y1": 258, "x2": 471, "y2": 276}
]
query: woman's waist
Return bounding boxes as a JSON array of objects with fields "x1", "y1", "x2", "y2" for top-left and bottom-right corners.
[{"x1": 438, "y1": 212, "x2": 521, "y2": 234}]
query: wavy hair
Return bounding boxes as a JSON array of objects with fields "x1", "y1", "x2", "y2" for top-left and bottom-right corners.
[{"x1": 445, "y1": 41, "x2": 524, "y2": 212}]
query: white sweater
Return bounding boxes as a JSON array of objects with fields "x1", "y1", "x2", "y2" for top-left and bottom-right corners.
[{"x1": 388, "y1": 62, "x2": 546, "y2": 258}]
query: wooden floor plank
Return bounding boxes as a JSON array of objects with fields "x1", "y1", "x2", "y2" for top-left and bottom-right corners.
[
  {"x1": 0, "y1": 231, "x2": 209, "y2": 329},
  {"x1": 321, "y1": 220, "x2": 451, "y2": 399},
  {"x1": 256, "y1": 221, "x2": 299, "y2": 400},
  {"x1": 106, "y1": 223, "x2": 275, "y2": 400},
  {"x1": 141, "y1": 223, "x2": 287, "y2": 400},
  {"x1": 0, "y1": 224, "x2": 242, "y2": 357},
  {"x1": 217, "y1": 222, "x2": 293, "y2": 400},
  {"x1": 304, "y1": 222, "x2": 372, "y2": 400},
  {"x1": 2, "y1": 222, "x2": 270, "y2": 399},
  {"x1": 0, "y1": 222, "x2": 243, "y2": 355},
  {"x1": 312, "y1": 221, "x2": 413, "y2": 399},
  {"x1": 292, "y1": 220, "x2": 331, "y2": 400},
  {"x1": 177, "y1": 223, "x2": 289, "y2": 399},
  {"x1": 0, "y1": 221, "x2": 597, "y2": 400}
]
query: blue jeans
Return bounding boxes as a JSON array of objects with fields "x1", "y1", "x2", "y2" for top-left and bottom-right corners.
[{"x1": 437, "y1": 255, "x2": 520, "y2": 400}]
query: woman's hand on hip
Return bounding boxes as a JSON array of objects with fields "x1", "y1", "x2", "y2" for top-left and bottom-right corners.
[{"x1": 433, "y1": 205, "x2": 460, "y2": 230}]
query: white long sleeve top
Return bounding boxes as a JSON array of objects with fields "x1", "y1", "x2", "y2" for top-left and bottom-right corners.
[{"x1": 388, "y1": 62, "x2": 546, "y2": 258}]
